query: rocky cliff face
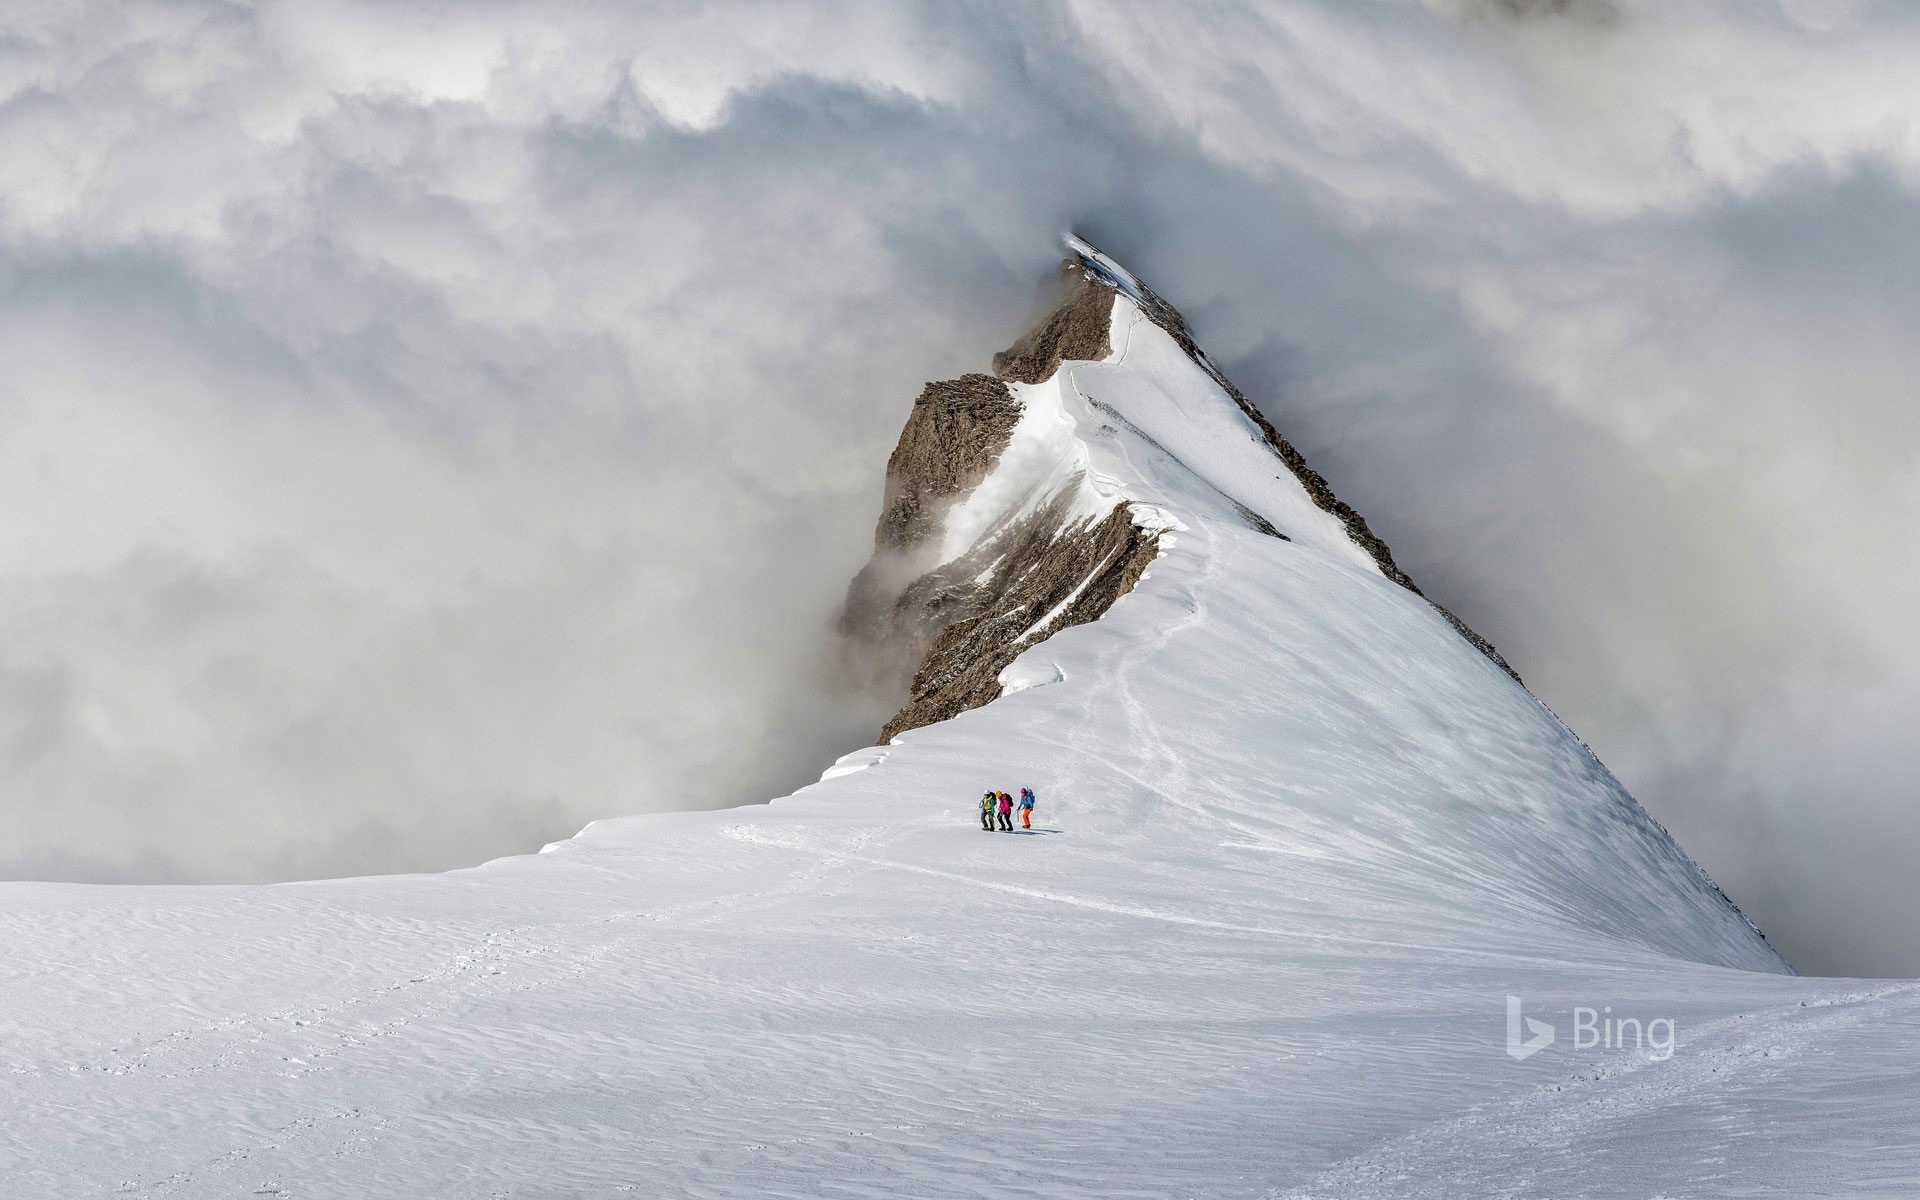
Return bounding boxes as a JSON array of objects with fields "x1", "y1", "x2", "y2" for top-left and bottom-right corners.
[
  {"x1": 844, "y1": 238, "x2": 1517, "y2": 743},
  {"x1": 838, "y1": 263, "x2": 1164, "y2": 743},
  {"x1": 990, "y1": 264, "x2": 1116, "y2": 384}
]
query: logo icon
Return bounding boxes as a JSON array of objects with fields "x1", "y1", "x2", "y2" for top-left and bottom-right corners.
[{"x1": 1506, "y1": 995, "x2": 1555, "y2": 1061}]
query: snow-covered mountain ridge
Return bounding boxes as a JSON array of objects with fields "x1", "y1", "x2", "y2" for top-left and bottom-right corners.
[
  {"x1": 848, "y1": 236, "x2": 1527, "y2": 754},
  {"x1": 6, "y1": 239, "x2": 1919, "y2": 1198},
  {"x1": 849, "y1": 236, "x2": 1767, "y2": 971}
]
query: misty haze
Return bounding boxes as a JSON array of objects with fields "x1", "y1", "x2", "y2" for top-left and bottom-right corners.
[{"x1": 6, "y1": 2, "x2": 1920, "y2": 1196}]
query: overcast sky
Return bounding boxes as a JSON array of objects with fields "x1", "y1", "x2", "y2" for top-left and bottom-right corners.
[{"x1": 2, "y1": 0, "x2": 1917, "y2": 975}]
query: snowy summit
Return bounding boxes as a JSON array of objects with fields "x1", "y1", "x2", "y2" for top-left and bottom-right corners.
[{"x1": 6, "y1": 238, "x2": 1917, "y2": 1197}]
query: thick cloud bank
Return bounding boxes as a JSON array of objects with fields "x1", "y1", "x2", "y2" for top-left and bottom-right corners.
[{"x1": 2, "y1": 0, "x2": 1916, "y2": 972}]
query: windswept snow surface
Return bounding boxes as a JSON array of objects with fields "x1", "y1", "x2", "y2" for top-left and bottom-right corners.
[{"x1": 8, "y1": 287, "x2": 1920, "y2": 1198}]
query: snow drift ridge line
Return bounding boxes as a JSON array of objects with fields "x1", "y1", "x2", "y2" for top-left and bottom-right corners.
[{"x1": 1062, "y1": 235, "x2": 1522, "y2": 684}]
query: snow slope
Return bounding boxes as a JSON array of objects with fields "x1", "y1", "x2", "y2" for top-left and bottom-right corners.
[{"x1": 6, "y1": 249, "x2": 1918, "y2": 1199}]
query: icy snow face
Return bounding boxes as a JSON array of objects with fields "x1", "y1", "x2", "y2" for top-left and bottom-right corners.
[
  {"x1": 1070, "y1": 296, "x2": 1379, "y2": 573},
  {"x1": 930, "y1": 381, "x2": 1106, "y2": 567},
  {"x1": 1068, "y1": 237, "x2": 1526, "y2": 683}
]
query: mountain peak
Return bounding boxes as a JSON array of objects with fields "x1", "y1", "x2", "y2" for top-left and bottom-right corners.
[{"x1": 844, "y1": 236, "x2": 1522, "y2": 747}]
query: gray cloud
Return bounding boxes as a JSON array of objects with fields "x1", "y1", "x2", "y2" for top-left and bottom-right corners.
[
  {"x1": 1458, "y1": 0, "x2": 1622, "y2": 26},
  {"x1": 1, "y1": 0, "x2": 1917, "y2": 974}
]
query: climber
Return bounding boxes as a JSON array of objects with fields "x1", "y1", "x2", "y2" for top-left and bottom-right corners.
[
  {"x1": 980, "y1": 790, "x2": 997, "y2": 832},
  {"x1": 997, "y1": 791, "x2": 1014, "y2": 832},
  {"x1": 1018, "y1": 787, "x2": 1036, "y2": 830}
]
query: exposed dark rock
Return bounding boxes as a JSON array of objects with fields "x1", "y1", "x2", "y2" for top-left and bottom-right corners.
[
  {"x1": 841, "y1": 264, "x2": 1170, "y2": 743},
  {"x1": 991, "y1": 266, "x2": 1115, "y2": 384},
  {"x1": 1231, "y1": 501, "x2": 1289, "y2": 541},
  {"x1": 874, "y1": 373, "x2": 1024, "y2": 555},
  {"x1": 838, "y1": 372, "x2": 1025, "y2": 681},
  {"x1": 879, "y1": 497, "x2": 1160, "y2": 743}
]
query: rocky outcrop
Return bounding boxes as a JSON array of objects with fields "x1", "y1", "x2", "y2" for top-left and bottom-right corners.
[
  {"x1": 990, "y1": 266, "x2": 1115, "y2": 385},
  {"x1": 880, "y1": 499, "x2": 1160, "y2": 743},
  {"x1": 839, "y1": 374, "x2": 1024, "y2": 663},
  {"x1": 841, "y1": 276, "x2": 1166, "y2": 743},
  {"x1": 872, "y1": 374, "x2": 1025, "y2": 555}
]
